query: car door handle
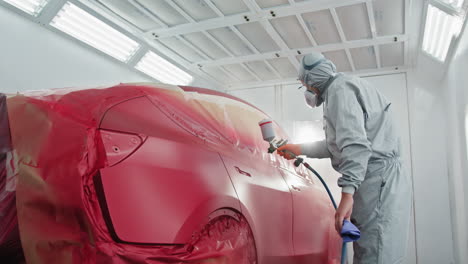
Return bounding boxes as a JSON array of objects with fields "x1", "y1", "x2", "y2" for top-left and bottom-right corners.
[
  {"x1": 291, "y1": 185, "x2": 301, "y2": 192},
  {"x1": 235, "y1": 166, "x2": 251, "y2": 177}
]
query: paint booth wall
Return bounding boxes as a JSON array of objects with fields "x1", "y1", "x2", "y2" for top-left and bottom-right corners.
[
  {"x1": 440, "y1": 19, "x2": 468, "y2": 264},
  {"x1": 229, "y1": 73, "x2": 417, "y2": 264},
  {"x1": 404, "y1": 19, "x2": 468, "y2": 264},
  {"x1": 406, "y1": 58, "x2": 455, "y2": 264},
  {"x1": 0, "y1": 6, "x2": 196, "y2": 93}
]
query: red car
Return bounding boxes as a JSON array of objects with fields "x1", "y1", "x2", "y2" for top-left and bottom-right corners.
[{"x1": 0, "y1": 83, "x2": 341, "y2": 264}]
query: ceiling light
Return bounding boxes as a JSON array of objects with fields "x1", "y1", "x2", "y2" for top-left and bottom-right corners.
[
  {"x1": 50, "y1": 2, "x2": 140, "y2": 62},
  {"x1": 422, "y1": 4, "x2": 463, "y2": 62},
  {"x1": 135, "y1": 51, "x2": 193, "y2": 85},
  {"x1": 440, "y1": 0, "x2": 464, "y2": 9},
  {"x1": 3, "y1": 0, "x2": 49, "y2": 16}
]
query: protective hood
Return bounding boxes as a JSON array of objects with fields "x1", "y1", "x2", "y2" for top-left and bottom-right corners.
[{"x1": 298, "y1": 58, "x2": 338, "y2": 106}]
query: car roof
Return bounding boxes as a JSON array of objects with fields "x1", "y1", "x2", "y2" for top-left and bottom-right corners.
[{"x1": 179, "y1": 86, "x2": 268, "y2": 117}]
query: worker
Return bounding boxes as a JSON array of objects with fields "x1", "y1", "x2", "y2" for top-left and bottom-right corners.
[{"x1": 277, "y1": 52, "x2": 412, "y2": 264}]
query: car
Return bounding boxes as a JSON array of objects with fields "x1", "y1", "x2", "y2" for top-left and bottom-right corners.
[{"x1": 0, "y1": 83, "x2": 341, "y2": 264}]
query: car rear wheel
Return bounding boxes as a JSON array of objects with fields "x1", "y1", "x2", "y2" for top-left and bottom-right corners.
[{"x1": 186, "y1": 213, "x2": 257, "y2": 264}]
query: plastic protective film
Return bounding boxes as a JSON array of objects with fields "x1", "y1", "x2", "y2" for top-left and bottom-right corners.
[{"x1": 0, "y1": 84, "x2": 276, "y2": 264}]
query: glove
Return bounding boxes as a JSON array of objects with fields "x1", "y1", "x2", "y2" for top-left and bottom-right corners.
[
  {"x1": 277, "y1": 144, "x2": 301, "y2": 160},
  {"x1": 340, "y1": 220, "x2": 360, "y2": 242}
]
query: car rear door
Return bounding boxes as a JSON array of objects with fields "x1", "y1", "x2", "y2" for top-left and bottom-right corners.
[
  {"x1": 97, "y1": 95, "x2": 241, "y2": 244},
  {"x1": 220, "y1": 154, "x2": 294, "y2": 264},
  {"x1": 280, "y1": 166, "x2": 336, "y2": 263}
]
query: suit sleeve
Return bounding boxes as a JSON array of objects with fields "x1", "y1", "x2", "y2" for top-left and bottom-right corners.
[
  {"x1": 327, "y1": 89, "x2": 372, "y2": 194},
  {"x1": 300, "y1": 140, "x2": 331, "y2": 159}
]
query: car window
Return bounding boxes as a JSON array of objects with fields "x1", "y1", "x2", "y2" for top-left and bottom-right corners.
[{"x1": 145, "y1": 89, "x2": 289, "y2": 154}]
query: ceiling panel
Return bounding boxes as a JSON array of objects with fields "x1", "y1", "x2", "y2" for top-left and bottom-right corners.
[
  {"x1": 350, "y1": 46, "x2": 377, "y2": 70},
  {"x1": 267, "y1": 57, "x2": 298, "y2": 78},
  {"x1": 336, "y1": 3, "x2": 372, "y2": 40},
  {"x1": 270, "y1": 15, "x2": 312, "y2": 49},
  {"x1": 256, "y1": 0, "x2": 290, "y2": 8},
  {"x1": 245, "y1": 61, "x2": 278, "y2": 80},
  {"x1": 183, "y1": 32, "x2": 229, "y2": 60},
  {"x1": 224, "y1": 64, "x2": 258, "y2": 82},
  {"x1": 209, "y1": 0, "x2": 249, "y2": 15},
  {"x1": 323, "y1": 50, "x2": 352, "y2": 72},
  {"x1": 374, "y1": 0, "x2": 404, "y2": 36},
  {"x1": 157, "y1": 38, "x2": 205, "y2": 62},
  {"x1": 96, "y1": 0, "x2": 159, "y2": 31},
  {"x1": 173, "y1": 0, "x2": 218, "y2": 21},
  {"x1": 207, "y1": 27, "x2": 254, "y2": 56},
  {"x1": 202, "y1": 66, "x2": 237, "y2": 83},
  {"x1": 138, "y1": 0, "x2": 188, "y2": 26},
  {"x1": 236, "y1": 22, "x2": 280, "y2": 53},
  {"x1": 301, "y1": 10, "x2": 341, "y2": 45},
  {"x1": 380, "y1": 43, "x2": 404, "y2": 67},
  {"x1": 70, "y1": 0, "x2": 409, "y2": 88}
]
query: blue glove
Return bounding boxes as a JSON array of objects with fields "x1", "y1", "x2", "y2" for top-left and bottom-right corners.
[{"x1": 341, "y1": 220, "x2": 360, "y2": 242}]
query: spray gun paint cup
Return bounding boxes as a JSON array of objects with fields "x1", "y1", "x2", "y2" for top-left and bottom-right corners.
[{"x1": 258, "y1": 118, "x2": 275, "y2": 142}]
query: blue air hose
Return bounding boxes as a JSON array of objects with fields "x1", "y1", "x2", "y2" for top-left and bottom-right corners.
[{"x1": 300, "y1": 161, "x2": 348, "y2": 264}]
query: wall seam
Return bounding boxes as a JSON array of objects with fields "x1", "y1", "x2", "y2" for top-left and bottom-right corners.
[{"x1": 404, "y1": 71, "x2": 419, "y2": 264}]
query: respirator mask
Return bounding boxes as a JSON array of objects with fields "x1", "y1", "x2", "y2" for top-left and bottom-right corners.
[{"x1": 304, "y1": 89, "x2": 318, "y2": 108}]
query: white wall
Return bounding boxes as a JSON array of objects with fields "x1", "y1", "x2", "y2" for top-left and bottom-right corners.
[
  {"x1": 229, "y1": 73, "x2": 417, "y2": 263},
  {"x1": 440, "y1": 18, "x2": 468, "y2": 264},
  {"x1": 406, "y1": 53, "x2": 457, "y2": 264},
  {"x1": 0, "y1": 6, "x2": 156, "y2": 93}
]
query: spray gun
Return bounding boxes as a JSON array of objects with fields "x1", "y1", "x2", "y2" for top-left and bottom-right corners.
[{"x1": 258, "y1": 118, "x2": 304, "y2": 167}]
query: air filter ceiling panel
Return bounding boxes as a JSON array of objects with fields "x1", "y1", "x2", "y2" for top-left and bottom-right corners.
[
  {"x1": 301, "y1": 10, "x2": 341, "y2": 45},
  {"x1": 270, "y1": 15, "x2": 311, "y2": 49},
  {"x1": 336, "y1": 3, "x2": 372, "y2": 40},
  {"x1": 236, "y1": 22, "x2": 280, "y2": 53}
]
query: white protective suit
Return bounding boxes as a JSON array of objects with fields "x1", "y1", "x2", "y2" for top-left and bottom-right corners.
[{"x1": 299, "y1": 54, "x2": 412, "y2": 264}]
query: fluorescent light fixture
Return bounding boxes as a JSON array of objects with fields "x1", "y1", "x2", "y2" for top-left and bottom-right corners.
[
  {"x1": 440, "y1": 0, "x2": 464, "y2": 9},
  {"x1": 422, "y1": 4, "x2": 463, "y2": 62},
  {"x1": 135, "y1": 51, "x2": 193, "y2": 85},
  {"x1": 3, "y1": 0, "x2": 49, "y2": 16},
  {"x1": 50, "y1": 2, "x2": 140, "y2": 62}
]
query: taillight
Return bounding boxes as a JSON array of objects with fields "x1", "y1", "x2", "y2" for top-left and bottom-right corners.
[{"x1": 100, "y1": 129, "x2": 146, "y2": 166}]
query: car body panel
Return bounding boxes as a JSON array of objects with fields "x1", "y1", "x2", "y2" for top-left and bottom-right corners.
[
  {"x1": 1, "y1": 84, "x2": 342, "y2": 264},
  {"x1": 280, "y1": 168, "x2": 336, "y2": 262},
  {"x1": 99, "y1": 95, "x2": 241, "y2": 244},
  {"x1": 99, "y1": 136, "x2": 240, "y2": 244},
  {"x1": 220, "y1": 154, "x2": 294, "y2": 263}
]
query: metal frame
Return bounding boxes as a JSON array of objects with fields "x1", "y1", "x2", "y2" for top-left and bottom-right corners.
[
  {"x1": 155, "y1": 0, "x2": 264, "y2": 82},
  {"x1": 240, "y1": 0, "x2": 301, "y2": 70},
  {"x1": 404, "y1": 0, "x2": 411, "y2": 67},
  {"x1": 226, "y1": 66, "x2": 408, "y2": 90},
  {"x1": 1, "y1": 0, "x2": 412, "y2": 89},
  {"x1": 147, "y1": 0, "x2": 367, "y2": 38},
  {"x1": 147, "y1": 0, "x2": 409, "y2": 88},
  {"x1": 195, "y1": 35, "x2": 407, "y2": 67},
  {"x1": 330, "y1": 7, "x2": 356, "y2": 71},
  {"x1": 229, "y1": 26, "x2": 283, "y2": 79},
  {"x1": 287, "y1": 0, "x2": 318, "y2": 46},
  {"x1": 86, "y1": 0, "x2": 223, "y2": 86},
  {"x1": 366, "y1": 0, "x2": 381, "y2": 68}
]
